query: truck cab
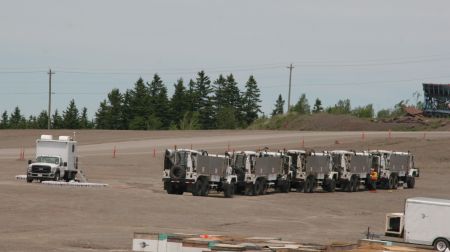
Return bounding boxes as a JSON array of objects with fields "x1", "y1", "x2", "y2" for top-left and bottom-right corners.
[
  {"x1": 26, "y1": 135, "x2": 78, "y2": 183},
  {"x1": 232, "y1": 151, "x2": 257, "y2": 193},
  {"x1": 163, "y1": 148, "x2": 203, "y2": 194}
]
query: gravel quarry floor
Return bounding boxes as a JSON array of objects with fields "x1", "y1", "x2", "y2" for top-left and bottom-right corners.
[{"x1": 0, "y1": 130, "x2": 449, "y2": 251}]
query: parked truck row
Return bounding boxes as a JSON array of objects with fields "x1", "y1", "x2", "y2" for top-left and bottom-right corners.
[{"x1": 162, "y1": 148, "x2": 419, "y2": 197}]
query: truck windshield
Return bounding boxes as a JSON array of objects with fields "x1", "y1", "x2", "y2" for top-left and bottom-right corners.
[
  {"x1": 175, "y1": 151, "x2": 188, "y2": 167},
  {"x1": 234, "y1": 155, "x2": 245, "y2": 169},
  {"x1": 36, "y1": 156, "x2": 59, "y2": 164}
]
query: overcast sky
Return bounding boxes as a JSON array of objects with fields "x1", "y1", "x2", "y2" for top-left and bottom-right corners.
[{"x1": 1, "y1": 0, "x2": 450, "y2": 119}]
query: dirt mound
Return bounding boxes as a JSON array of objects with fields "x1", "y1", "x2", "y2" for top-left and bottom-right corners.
[{"x1": 249, "y1": 113, "x2": 448, "y2": 131}]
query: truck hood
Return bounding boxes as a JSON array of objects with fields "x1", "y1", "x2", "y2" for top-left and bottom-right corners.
[{"x1": 29, "y1": 162, "x2": 59, "y2": 168}]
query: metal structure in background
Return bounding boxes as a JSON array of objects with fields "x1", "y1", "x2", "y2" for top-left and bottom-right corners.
[{"x1": 422, "y1": 83, "x2": 450, "y2": 117}]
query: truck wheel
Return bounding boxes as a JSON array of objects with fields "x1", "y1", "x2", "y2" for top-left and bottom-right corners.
[
  {"x1": 392, "y1": 175, "x2": 398, "y2": 189},
  {"x1": 176, "y1": 185, "x2": 184, "y2": 195},
  {"x1": 296, "y1": 182, "x2": 304, "y2": 192},
  {"x1": 303, "y1": 178, "x2": 311, "y2": 193},
  {"x1": 407, "y1": 176, "x2": 415, "y2": 188},
  {"x1": 280, "y1": 180, "x2": 290, "y2": 193},
  {"x1": 255, "y1": 179, "x2": 264, "y2": 195},
  {"x1": 200, "y1": 178, "x2": 209, "y2": 197},
  {"x1": 388, "y1": 175, "x2": 395, "y2": 189},
  {"x1": 245, "y1": 183, "x2": 255, "y2": 196},
  {"x1": 328, "y1": 179, "x2": 336, "y2": 192},
  {"x1": 223, "y1": 182, "x2": 235, "y2": 198},
  {"x1": 352, "y1": 176, "x2": 359, "y2": 192},
  {"x1": 343, "y1": 180, "x2": 351, "y2": 192},
  {"x1": 26, "y1": 177, "x2": 33, "y2": 183},
  {"x1": 54, "y1": 171, "x2": 60, "y2": 181},
  {"x1": 434, "y1": 238, "x2": 449, "y2": 252},
  {"x1": 165, "y1": 182, "x2": 175, "y2": 194},
  {"x1": 192, "y1": 180, "x2": 202, "y2": 196}
]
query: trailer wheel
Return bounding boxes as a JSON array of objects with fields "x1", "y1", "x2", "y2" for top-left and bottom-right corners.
[
  {"x1": 342, "y1": 180, "x2": 351, "y2": 192},
  {"x1": 26, "y1": 177, "x2": 33, "y2": 183},
  {"x1": 304, "y1": 176, "x2": 314, "y2": 193},
  {"x1": 176, "y1": 185, "x2": 184, "y2": 195},
  {"x1": 434, "y1": 238, "x2": 449, "y2": 252},
  {"x1": 406, "y1": 176, "x2": 415, "y2": 188},
  {"x1": 388, "y1": 174, "x2": 395, "y2": 189}
]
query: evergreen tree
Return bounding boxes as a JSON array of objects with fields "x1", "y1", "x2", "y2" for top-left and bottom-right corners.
[
  {"x1": 80, "y1": 107, "x2": 91, "y2": 129},
  {"x1": 1, "y1": 111, "x2": 8, "y2": 129},
  {"x1": 27, "y1": 115, "x2": 37, "y2": 129},
  {"x1": 213, "y1": 74, "x2": 227, "y2": 112},
  {"x1": 292, "y1": 93, "x2": 310, "y2": 114},
  {"x1": 186, "y1": 79, "x2": 198, "y2": 112},
  {"x1": 9, "y1": 106, "x2": 24, "y2": 128},
  {"x1": 121, "y1": 90, "x2": 132, "y2": 129},
  {"x1": 216, "y1": 106, "x2": 236, "y2": 129},
  {"x1": 170, "y1": 79, "x2": 189, "y2": 128},
  {"x1": 107, "y1": 89, "x2": 124, "y2": 129},
  {"x1": 148, "y1": 74, "x2": 169, "y2": 129},
  {"x1": 326, "y1": 99, "x2": 351, "y2": 114},
  {"x1": 312, "y1": 98, "x2": 324, "y2": 113},
  {"x1": 95, "y1": 100, "x2": 110, "y2": 129},
  {"x1": 36, "y1": 110, "x2": 49, "y2": 129},
  {"x1": 241, "y1": 75, "x2": 262, "y2": 126},
  {"x1": 62, "y1": 99, "x2": 80, "y2": 129},
  {"x1": 194, "y1": 71, "x2": 215, "y2": 129},
  {"x1": 271, "y1": 94, "x2": 285, "y2": 116},
  {"x1": 129, "y1": 78, "x2": 150, "y2": 128},
  {"x1": 52, "y1": 109, "x2": 64, "y2": 129}
]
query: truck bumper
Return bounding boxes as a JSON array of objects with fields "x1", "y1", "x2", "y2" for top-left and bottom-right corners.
[{"x1": 27, "y1": 172, "x2": 56, "y2": 180}]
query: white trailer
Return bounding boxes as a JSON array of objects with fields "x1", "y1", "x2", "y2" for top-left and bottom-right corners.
[
  {"x1": 26, "y1": 135, "x2": 78, "y2": 183},
  {"x1": 385, "y1": 197, "x2": 450, "y2": 251}
]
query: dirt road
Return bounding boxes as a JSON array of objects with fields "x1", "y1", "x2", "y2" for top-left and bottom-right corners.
[{"x1": 0, "y1": 130, "x2": 449, "y2": 251}]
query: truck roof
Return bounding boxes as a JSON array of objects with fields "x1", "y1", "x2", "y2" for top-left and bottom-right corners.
[
  {"x1": 369, "y1": 150, "x2": 392, "y2": 154},
  {"x1": 235, "y1": 151, "x2": 257, "y2": 155},
  {"x1": 286, "y1": 150, "x2": 306, "y2": 154},
  {"x1": 330, "y1": 150, "x2": 353, "y2": 154},
  {"x1": 407, "y1": 197, "x2": 450, "y2": 207}
]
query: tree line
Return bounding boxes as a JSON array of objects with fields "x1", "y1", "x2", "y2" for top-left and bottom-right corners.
[{"x1": 0, "y1": 71, "x2": 262, "y2": 130}]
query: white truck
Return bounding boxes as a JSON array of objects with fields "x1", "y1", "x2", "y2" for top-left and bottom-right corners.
[
  {"x1": 285, "y1": 150, "x2": 338, "y2": 193},
  {"x1": 330, "y1": 150, "x2": 374, "y2": 192},
  {"x1": 369, "y1": 150, "x2": 416, "y2": 190},
  {"x1": 26, "y1": 135, "x2": 78, "y2": 183},
  {"x1": 162, "y1": 149, "x2": 237, "y2": 198},
  {"x1": 385, "y1": 197, "x2": 450, "y2": 251}
]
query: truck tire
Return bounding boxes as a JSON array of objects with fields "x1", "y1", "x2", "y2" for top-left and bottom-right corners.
[
  {"x1": 392, "y1": 175, "x2": 398, "y2": 189},
  {"x1": 165, "y1": 182, "x2": 175, "y2": 194},
  {"x1": 26, "y1": 177, "x2": 33, "y2": 183},
  {"x1": 296, "y1": 182, "x2": 304, "y2": 192},
  {"x1": 303, "y1": 177, "x2": 311, "y2": 193},
  {"x1": 343, "y1": 180, "x2": 351, "y2": 192},
  {"x1": 54, "y1": 171, "x2": 60, "y2": 181},
  {"x1": 434, "y1": 238, "x2": 449, "y2": 252},
  {"x1": 323, "y1": 178, "x2": 336, "y2": 192},
  {"x1": 176, "y1": 184, "x2": 184, "y2": 195},
  {"x1": 192, "y1": 180, "x2": 202, "y2": 196},
  {"x1": 255, "y1": 179, "x2": 264, "y2": 195},
  {"x1": 280, "y1": 180, "x2": 290, "y2": 193},
  {"x1": 406, "y1": 176, "x2": 415, "y2": 188},
  {"x1": 200, "y1": 178, "x2": 209, "y2": 197},
  {"x1": 388, "y1": 174, "x2": 395, "y2": 189},
  {"x1": 351, "y1": 176, "x2": 359, "y2": 192},
  {"x1": 245, "y1": 183, "x2": 255, "y2": 196},
  {"x1": 223, "y1": 182, "x2": 235, "y2": 198}
]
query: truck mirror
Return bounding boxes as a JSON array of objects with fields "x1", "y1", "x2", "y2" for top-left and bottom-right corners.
[
  {"x1": 28, "y1": 160, "x2": 32, "y2": 165},
  {"x1": 64, "y1": 162, "x2": 67, "y2": 167}
]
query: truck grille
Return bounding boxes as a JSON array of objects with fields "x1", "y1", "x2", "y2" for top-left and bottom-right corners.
[{"x1": 31, "y1": 165, "x2": 51, "y2": 173}]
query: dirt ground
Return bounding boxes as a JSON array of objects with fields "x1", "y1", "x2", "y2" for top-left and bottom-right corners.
[{"x1": 0, "y1": 130, "x2": 449, "y2": 251}]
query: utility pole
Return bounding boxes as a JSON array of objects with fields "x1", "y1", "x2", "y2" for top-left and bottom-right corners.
[
  {"x1": 47, "y1": 69, "x2": 55, "y2": 130},
  {"x1": 286, "y1": 63, "x2": 294, "y2": 111}
]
